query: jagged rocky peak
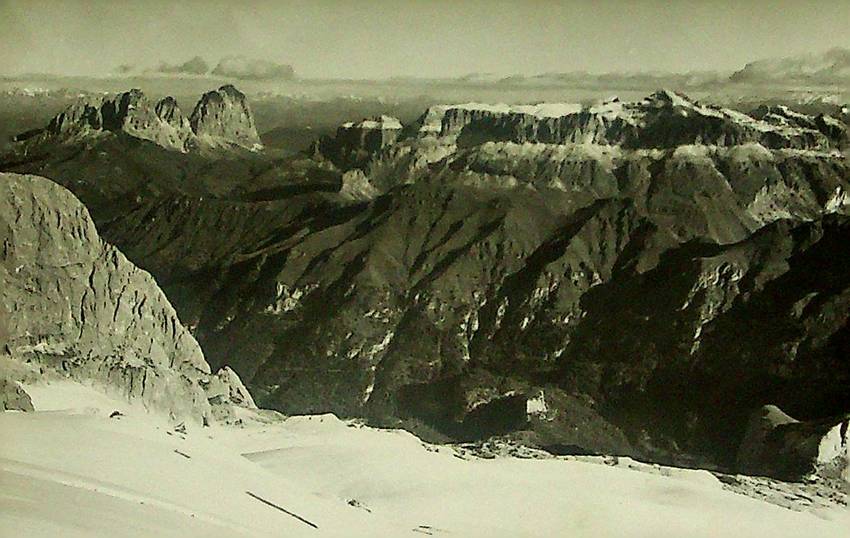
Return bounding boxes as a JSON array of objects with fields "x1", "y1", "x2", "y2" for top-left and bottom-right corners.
[
  {"x1": 0, "y1": 172, "x2": 255, "y2": 422},
  {"x1": 101, "y1": 89, "x2": 195, "y2": 152},
  {"x1": 40, "y1": 88, "x2": 194, "y2": 152},
  {"x1": 189, "y1": 84, "x2": 262, "y2": 150},
  {"x1": 154, "y1": 95, "x2": 188, "y2": 127},
  {"x1": 99, "y1": 88, "x2": 148, "y2": 130},
  {"x1": 20, "y1": 85, "x2": 262, "y2": 153},
  {"x1": 46, "y1": 97, "x2": 104, "y2": 136}
]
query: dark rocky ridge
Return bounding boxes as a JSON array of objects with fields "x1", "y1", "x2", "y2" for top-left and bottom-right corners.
[{"x1": 3, "y1": 92, "x2": 850, "y2": 477}]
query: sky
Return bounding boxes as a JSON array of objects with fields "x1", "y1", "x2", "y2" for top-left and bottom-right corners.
[{"x1": 1, "y1": 0, "x2": 850, "y2": 79}]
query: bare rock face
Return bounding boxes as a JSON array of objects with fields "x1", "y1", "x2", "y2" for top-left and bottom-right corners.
[
  {"x1": 100, "y1": 90, "x2": 195, "y2": 152},
  {"x1": 0, "y1": 172, "x2": 254, "y2": 421},
  {"x1": 738, "y1": 405, "x2": 850, "y2": 482},
  {"x1": 42, "y1": 89, "x2": 194, "y2": 152},
  {"x1": 46, "y1": 98, "x2": 104, "y2": 137},
  {"x1": 315, "y1": 115, "x2": 403, "y2": 169},
  {"x1": 189, "y1": 85, "x2": 262, "y2": 150},
  {"x1": 312, "y1": 92, "x2": 846, "y2": 197},
  {"x1": 153, "y1": 95, "x2": 196, "y2": 149},
  {"x1": 387, "y1": 91, "x2": 840, "y2": 152}
]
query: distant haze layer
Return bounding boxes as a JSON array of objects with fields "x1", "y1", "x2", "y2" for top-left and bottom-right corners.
[{"x1": 1, "y1": 0, "x2": 850, "y2": 79}]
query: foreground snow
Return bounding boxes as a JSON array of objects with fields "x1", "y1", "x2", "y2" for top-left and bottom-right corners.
[{"x1": 1, "y1": 380, "x2": 848, "y2": 537}]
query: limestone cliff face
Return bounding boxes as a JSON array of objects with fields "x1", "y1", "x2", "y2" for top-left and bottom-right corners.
[
  {"x1": 370, "y1": 91, "x2": 841, "y2": 154},
  {"x1": 189, "y1": 85, "x2": 262, "y2": 150},
  {"x1": 429, "y1": 91, "x2": 834, "y2": 150},
  {"x1": 42, "y1": 89, "x2": 196, "y2": 152},
  {"x1": 314, "y1": 115, "x2": 403, "y2": 169},
  {"x1": 0, "y1": 172, "x2": 254, "y2": 420}
]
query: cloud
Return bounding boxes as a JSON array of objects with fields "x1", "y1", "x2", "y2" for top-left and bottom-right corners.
[
  {"x1": 731, "y1": 47, "x2": 850, "y2": 83},
  {"x1": 155, "y1": 56, "x2": 210, "y2": 76},
  {"x1": 211, "y1": 56, "x2": 295, "y2": 80}
]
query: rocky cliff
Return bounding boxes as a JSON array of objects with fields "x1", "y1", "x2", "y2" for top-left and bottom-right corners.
[
  {"x1": 0, "y1": 172, "x2": 255, "y2": 421},
  {"x1": 313, "y1": 115, "x2": 403, "y2": 169}
]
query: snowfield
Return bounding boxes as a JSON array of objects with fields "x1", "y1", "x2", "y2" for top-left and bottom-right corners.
[{"x1": 2, "y1": 379, "x2": 848, "y2": 537}]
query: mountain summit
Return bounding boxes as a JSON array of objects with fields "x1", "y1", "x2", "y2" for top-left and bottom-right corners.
[{"x1": 189, "y1": 84, "x2": 262, "y2": 150}]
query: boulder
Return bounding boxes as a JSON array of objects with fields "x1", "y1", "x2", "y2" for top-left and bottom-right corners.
[{"x1": 0, "y1": 377, "x2": 33, "y2": 412}]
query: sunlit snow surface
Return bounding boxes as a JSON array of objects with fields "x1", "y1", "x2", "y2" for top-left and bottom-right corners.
[{"x1": 2, "y1": 379, "x2": 848, "y2": 537}]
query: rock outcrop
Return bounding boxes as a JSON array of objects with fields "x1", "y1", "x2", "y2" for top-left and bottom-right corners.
[
  {"x1": 45, "y1": 98, "x2": 104, "y2": 138},
  {"x1": 43, "y1": 90, "x2": 195, "y2": 152},
  {"x1": 0, "y1": 377, "x2": 33, "y2": 411},
  {"x1": 738, "y1": 405, "x2": 849, "y2": 482},
  {"x1": 189, "y1": 85, "x2": 262, "y2": 150},
  {"x1": 0, "y1": 172, "x2": 254, "y2": 421},
  {"x1": 101, "y1": 90, "x2": 196, "y2": 151}
]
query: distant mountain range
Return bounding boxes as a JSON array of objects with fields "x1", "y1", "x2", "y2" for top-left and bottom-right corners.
[
  {"x1": 4, "y1": 86, "x2": 849, "y2": 481},
  {"x1": 448, "y1": 48, "x2": 850, "y2": 88}
]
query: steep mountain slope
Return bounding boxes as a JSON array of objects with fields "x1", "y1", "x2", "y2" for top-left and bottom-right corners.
[
  {"x1": 3, "y1": 91, "x2": 849, "y2": 475},
  {"x1": 0, "y1": 172, "x2": 253, "y2": 421}
]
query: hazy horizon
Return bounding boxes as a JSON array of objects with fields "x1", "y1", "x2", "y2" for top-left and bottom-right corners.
[{"x1": 2, "y1": 0, "x2": 850, "y2": 79}]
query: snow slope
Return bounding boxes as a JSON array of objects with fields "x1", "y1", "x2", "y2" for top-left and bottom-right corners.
[{"x1": 2, "y1": 379, "x2": 848, "y2": 537}]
